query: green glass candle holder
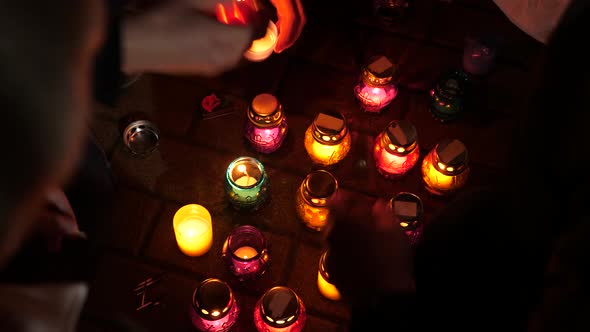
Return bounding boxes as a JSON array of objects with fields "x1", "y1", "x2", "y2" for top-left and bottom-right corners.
[
  {"x1": 429, "y1": 69, "x2": 471, "y2": 122},
  {"x1": 224, "y1": 156, "x2": 269, "y2": 211}
]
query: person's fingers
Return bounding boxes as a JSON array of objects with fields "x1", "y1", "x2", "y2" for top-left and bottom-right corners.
[
  {"x1": 270, "y1": 0, "x2": 306, "y2": 53},
  {"x1": 185, "y1": 0, "x2": 236, "y2": 13}
]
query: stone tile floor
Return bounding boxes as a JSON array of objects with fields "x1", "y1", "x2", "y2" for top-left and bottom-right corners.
[{"x1": 80, "y1": 1, "x2": 545, "y2": 331}]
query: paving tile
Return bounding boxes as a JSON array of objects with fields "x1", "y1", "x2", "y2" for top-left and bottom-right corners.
[
  {"x1": 354, "y1": 0, "x2": 437, "y2": 40},
  {"x1": 95, "y1": 186, "x2": 163, "y2": 255},
  {"x1": 472, "y1": 63, "x2": 533, "y2": 114},
  {"x1": 403, "y1": 91, "x2": 518, "y2": 171},
  {"x1": 432, "y1": 2, "x2": 544, "y2": 66},
  {"x1": 361, "y1": 32, "x2": 461, "y2": 91},
  {"x1": 305, "y1": 315, "x2": 343, "y2": 332},
  {"x1": 286, "y1": 21, "x2": 370, "y2": 73},
  {"x1": 89, "y1": 115, "x2": 121, "y2": 159},
  {"x1": 183, "y1": 54, "x2": 291, "y2": 101},
  {"x1": 286, "y1": 244, "x2": 352, "y2": 322},
  {"x1": 144, "y1": 202, "x2": 295, "y2": 295}
]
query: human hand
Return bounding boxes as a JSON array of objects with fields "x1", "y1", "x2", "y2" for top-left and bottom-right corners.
[
  {"x1": 323, "y1": 190, "x2": 415, "y2": 303},
  {"x1": 122, "y1": 0, "x2": 254, "y2": 76},
  {"x1": 269, "y1": 0, "x2": 306, "y2": 53}
]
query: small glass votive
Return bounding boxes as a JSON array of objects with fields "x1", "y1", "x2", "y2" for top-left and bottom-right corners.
[
  {"x1": 295, "y1": 170, "x2": 338, "y2": 231},
  {"x1": 373, "y1": 120, "x2": 419, "y2": 179},
  {"x1": 173, "y1": 204, "x2": 213, "y2": 257},
  {"x1": 244, "y1": 21, "x2": 278, "y2": 62},
  {"x1": 463, "y1": 35, "x2": 497, "y2": 76},
  {"x1": 354, "y1": 55, "x2": 398, "y2": 113},
  {"x1": 317, "y1": 250, "x2": 341, "y2": 301},
  {"x1": 224, "y1": 157, "x2": 269, "y2": 211},
  {"x1": 254, "y1": 286, "x2": 307, "y2": 332},
  {"x1": 244, "y1": 93, "x2": 288, "y2": 154},
  {"x1": 190, "y1": 278, "x2": 240, "y2": 332},
  {"x1": 304, "y1": 111, "x2": 352, "y2": 167},
  {"x1": 429, "y1": 69, "x2": 470, "y2": 122},
  {"x1": 222, "y1": 225, "x2": 270, "y2": 281},
  {"x1": 421, "y1": 139, "x2": 470, "y2": 196}
]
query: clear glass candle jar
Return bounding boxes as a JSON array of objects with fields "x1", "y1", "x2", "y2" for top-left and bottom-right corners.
[
  {"x1": 190, "y1": 278, "x2": 240, "y2": 332},
  {"x1": 254, "y1": 286, "x2": 306, "y2": 332},
  {"x1": 354, "y1": 55, "x2": 398, "y2": 113},
  {"x1": 245, "y1": 93, "x2": 288, "y2": 154},
  {"x1": 373, "y1": 120, "x2": 419, "y2": 179},
  {"x1": 295, "y1": 170, "x2": 338, "y2": 231},
  {"x1": 421, "y1": 139, "x2": 470, "y2": 195},
  {"x1": 304, "y1": 111, "x2": 351, "y2": 167},
  {"x1": 317, "y1": 250, "x2": 341, "y2": 301},
  {"x1": 224, "y1": 156, "x2": 269, "y2": 211},
  {"x1": 222, "y1": 225, "x2": 270, "y2": 281},
  {"x1": 429, "y1": 69, "x2": 471, "y2": 122}
]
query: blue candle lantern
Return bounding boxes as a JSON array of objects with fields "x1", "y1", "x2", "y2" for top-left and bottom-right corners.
[{"x1": 224, "y1": 157, "x2": 269, "y2": 211}]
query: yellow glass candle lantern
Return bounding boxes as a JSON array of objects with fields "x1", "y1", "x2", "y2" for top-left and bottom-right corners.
[
  {"x1": 173, "y1": 204, "x2": 213, "y2": 257},
  {"x1": 304, "y1": 111, "x2": 351, "y2": 167},
  {"x1": 295, "y1": 170, "x2": 338, "y2": 231},
  {"x1": 317, "y1": 250, "x2": 341, "y2": 301},
  {"x1": 421, "y1": 139, "x2": 469, "y2": 195}
]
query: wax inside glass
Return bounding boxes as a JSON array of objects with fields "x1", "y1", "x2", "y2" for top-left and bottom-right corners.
[{"x1": 354, "y1": 83, "x2": 397, "y2": 113}]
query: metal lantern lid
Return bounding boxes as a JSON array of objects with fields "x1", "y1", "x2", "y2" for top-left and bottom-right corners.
[
  {"x1": 248, "y1": 93, "x2": 284, "y2": 128},
  {"x1": 312, "y1": 111, "x2": 348, "y2": 145},
  {"x1": 434, "y1": 139, "x2": 469, "y2": 175},
  {"x1": 260, "y1": 286, "x2": 301, "y2": 328},
  {"x1": 123, "y1": 120, "x2": 160, "y2": 156},
  {"x1": 390, "y1": 192, "x2": 423, "y2": 230},
  {"x1": 318, "y1": 249, "x2": 333, "y2": 283},
  {"x1": 362, "y1": 55, "x2": 396, "y2": 86},
  {"x1": 302, "y1": 170, "x2": 338, "y2": 206},
  {"x1": 192, "y1": 278, "x2": 234, "y2": 321},
  {"x1": 382, "y1": 120, "x2": 418, "y2": 155}
]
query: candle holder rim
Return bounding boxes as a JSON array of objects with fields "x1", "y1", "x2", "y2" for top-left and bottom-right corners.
[
  {"x1": 302, "y1": 170, "x2": 338, "y2": 203},
  {"x1": 192, "y1": 278, "x2": 234, "y2": 321},
  {"x1": 259, "y1": 286, "x2": 301, "y2": 328},
  {"x1": 318, "y1": 249, "x2": 333, "y2": 282},
  {"x1": 433, "y1": 139, "x2": 469, "y2": 175},
  {"x1": 311, "y1": 111, "x2": 348, "y2": 145},
  {"x1": 226, "y1": 156, "x2": 265, "y2": 189},
  {"x1": 244, "y1": 20, "x2": 277, "y2": 56},
  {"x1": 389, "y1": 192, "x2": 424, "y2": 222},
  {"x1": 226, "y1": 225, "x2": 267, "y2": 262},
  {"x1": 123, "y1": 119, "x2": 160, "y2": 155}
]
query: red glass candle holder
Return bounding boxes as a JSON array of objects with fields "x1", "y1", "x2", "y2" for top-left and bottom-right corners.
[
  {"x1": 421, "y1": 139, "x2": 470, "y2": 195},
  {"x1": 254, "y1": 286, "x2": 306, "y2": 332},
  {"x1": 373, "y1": 120, "x2": 419, "y2": 179},
  {"x1": 354, "y1": 55, "x2": 398, "y2": 113},
  {"x1": 190, "y1": 278, "x2": 240, "y2": 332},
  {"x1": 222, "y1": 225, "x2": 270, "y2": 281},
  {"x1": 245, "y1": 93, "x2": 288, "y2": 154}
]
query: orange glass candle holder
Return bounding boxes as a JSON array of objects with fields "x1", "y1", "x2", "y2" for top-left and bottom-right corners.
[
  {"x1": 173, "y1": 204, "x2": 213, "y2": 257},
  {"x1": 304, "y1": 111, "x2": 351, "y2": 167},
  {"x1": 317, "y1": 250, "x2": 341, "y2": 301},
  {"x1": 373, "y1": 120, "x2": 419, "y2": 179},
  {"x1": 421, "y1": 139, "x2": 469, "y2": 195},
  {"x1": 295, "y1": 170, "x2": 338, "y2": 231}
]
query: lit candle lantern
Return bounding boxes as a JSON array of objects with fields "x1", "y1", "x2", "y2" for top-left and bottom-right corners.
[
  {"x1": 295, "y1": 170, "x2": 338, "y2": 231},
  {"x1": 190, "y1": 278, "x2": 240, "y2": 332},
  {"x1": 463, "y1": 35, "x2": 497, "y2": 76},
  {"x1": 304, "y1": 111, "x2": 351, "y2": 167},
  {"x1": 429, "y1": 69, "x2": 471, "y2": 122},
  {"x1": 421, "y1": 139, "x2": 470, "y2": 195},
  {"x1": 390, "y1": 192, "x2": 423, "y2": 231},
  {"x1": 173, "y1": 204, "x2": 213, "y2": 257},
  {"x1": 222, "y1": 225, "x2": 270, "y2": 281},
  {"x1": 224, "y1": 156, "x2": 269, "y2": 211},
  {"x1": 245, "y1": 93, "x2": 288, "y2": 153},
  {"x1": 354, "y1": 55, "x2": 398, "y2": 113},
  {"x1": 254, "y1": 286, "x2": 306, "y2": 332},
  {"x1": 373, "y1": 120, "x2": 419, "y2": 179},
  {"x1": 317, "y1": 250, "x2": 341, "y2": 301}
]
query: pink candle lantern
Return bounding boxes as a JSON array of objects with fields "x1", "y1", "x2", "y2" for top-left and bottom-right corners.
[
  {"x1": 254, "y1": 286, "x2": 306, "y2": 332},
  {"x1": 190, "y1": 278, "x2": 240, "y2": 332},
  {"x1": 373, "y1": 120, "x2": 419, "y2": 179},
  {"x1": 245, "y1": 93, "x2": 288, "y2": 153},
  {"x1": 354, "y1": 55, "x2": 398, "y2": 113},
  {"x1": 222, "y1": 225, "x2": 270, "y2": 281}
]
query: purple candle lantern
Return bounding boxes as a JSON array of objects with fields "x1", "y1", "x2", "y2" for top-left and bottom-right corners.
[
  {"x1": 254, "y1": 286, "x2": 306, "y2": 332},
  {"x1": 222, "y1": 225, "x2": 270, "y2": 281},
  {"x1": 244, "y1": 93, "x2": 288, "y2": 153},
  {"x1": 190, "y1": 278, "x2": 240, "y2": 332},
  {"x1": 354, "y1": 55, "x2": 398, "y2": 113}
]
